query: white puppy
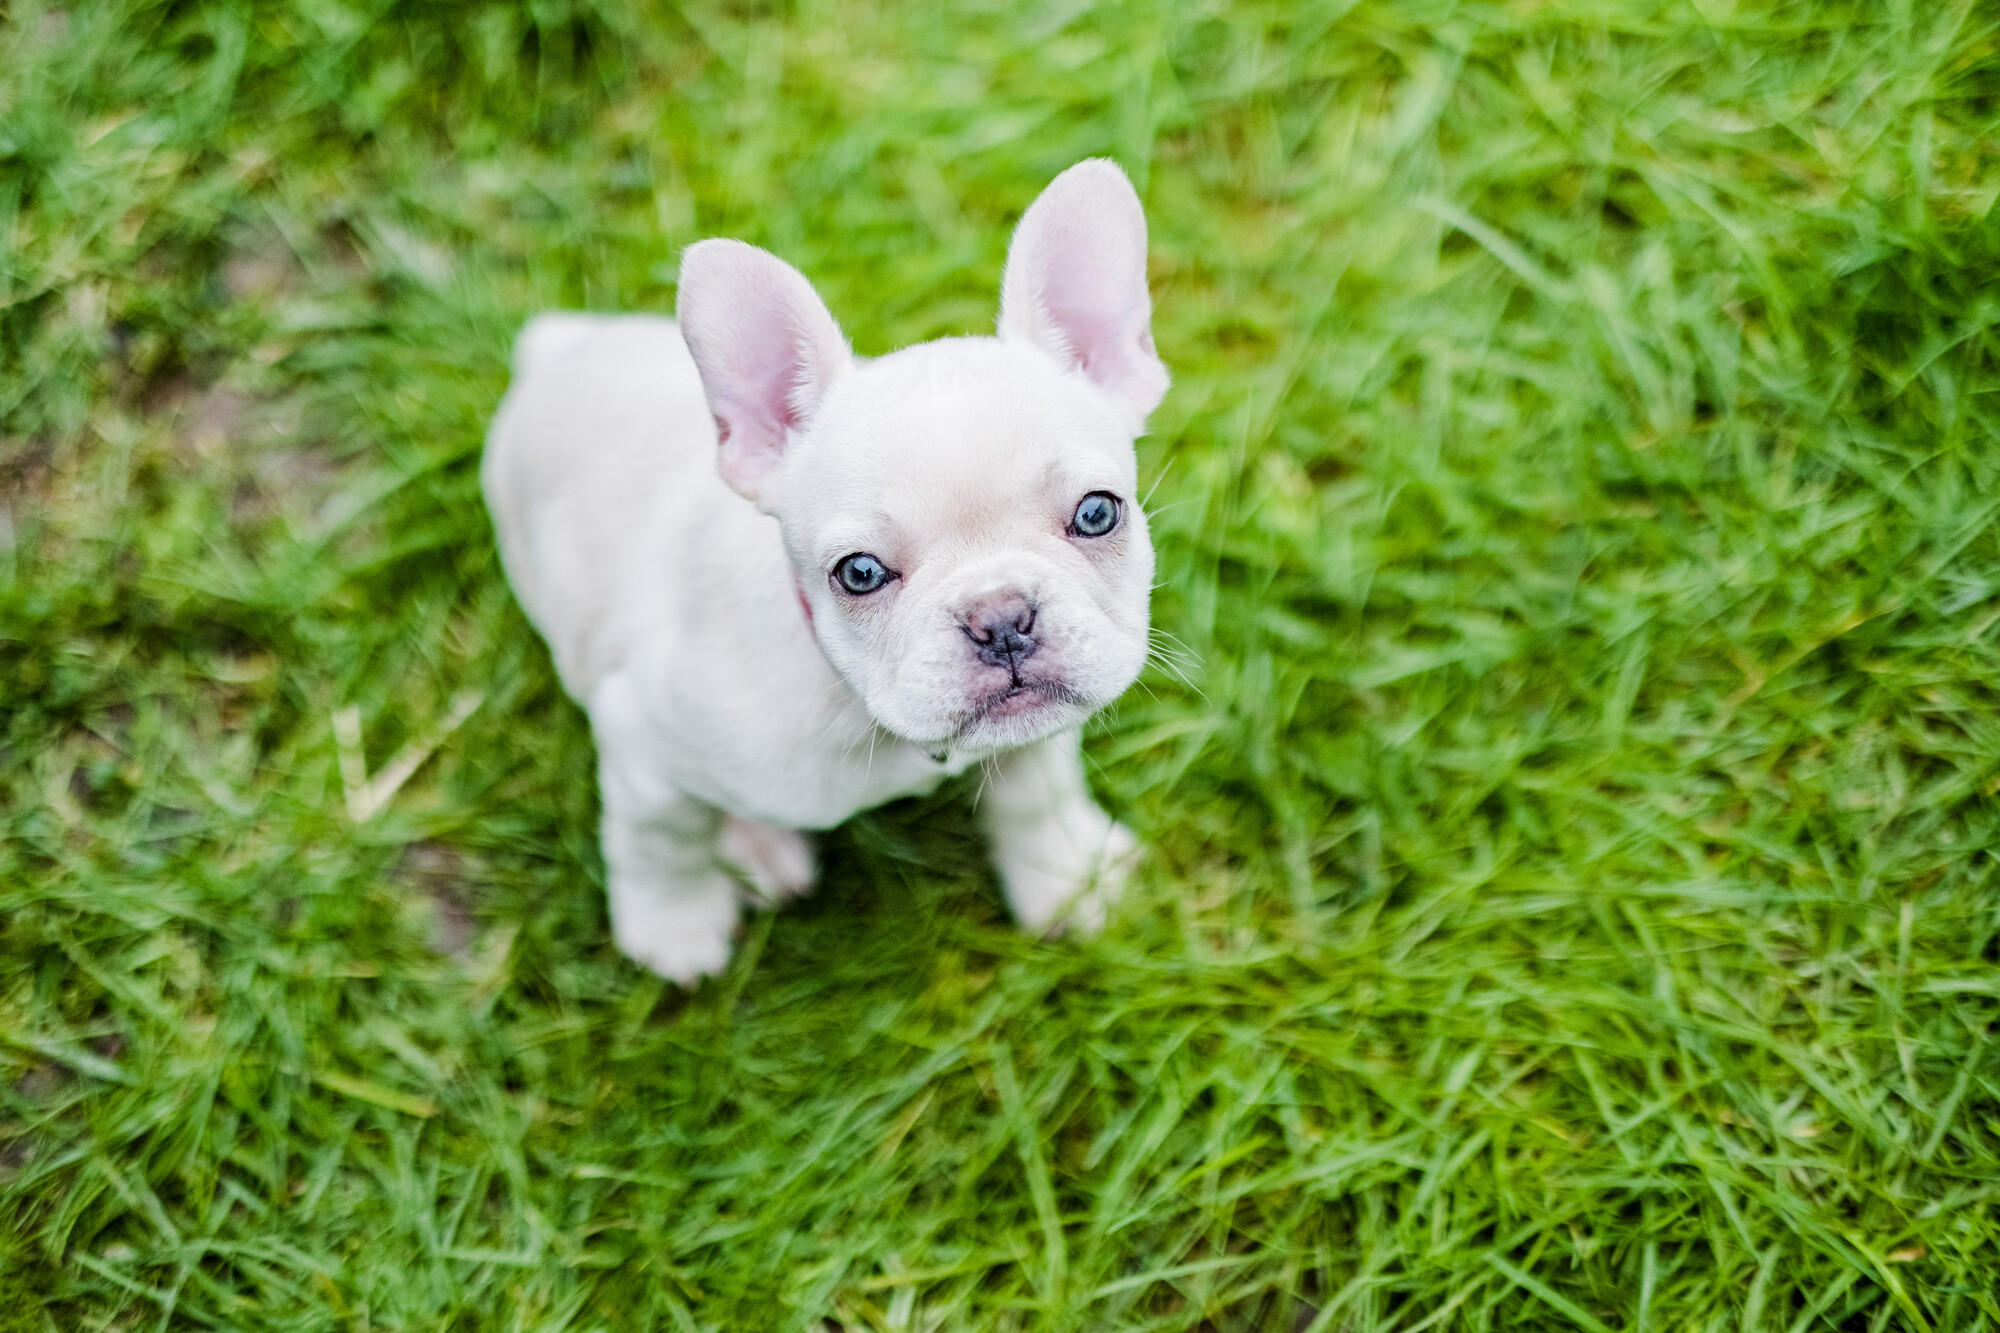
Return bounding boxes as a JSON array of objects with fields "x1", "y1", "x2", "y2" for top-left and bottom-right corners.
[{"x1": 482, "y1": 160, "x2": 1168, "y2": 984}]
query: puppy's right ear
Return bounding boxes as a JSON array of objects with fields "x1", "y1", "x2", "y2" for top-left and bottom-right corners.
[{"x1": 677, "y1": 239, "x2": 851, "y2": 506}]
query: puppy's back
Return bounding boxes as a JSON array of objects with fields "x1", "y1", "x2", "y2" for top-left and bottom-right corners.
[
  {"x1": 483, "y1": 314, "x2": 718, "y2": 696},
  {"x1": 510, "y1": 311, "x2": 605, "y2": 376}
]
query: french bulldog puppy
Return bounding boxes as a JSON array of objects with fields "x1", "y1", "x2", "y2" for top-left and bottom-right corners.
[{"x1": 482, "y1": 159, "x2": 1167, "y2": 984}]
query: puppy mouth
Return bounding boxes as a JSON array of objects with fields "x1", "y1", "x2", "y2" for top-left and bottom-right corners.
[{"x1": 955, "y1": 678, "x2": 1086, "y2": 737}]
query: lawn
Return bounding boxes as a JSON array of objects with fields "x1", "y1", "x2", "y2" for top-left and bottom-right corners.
[{"x1": 3, "y1": 0, "x2": 1998, "y2": 1328}]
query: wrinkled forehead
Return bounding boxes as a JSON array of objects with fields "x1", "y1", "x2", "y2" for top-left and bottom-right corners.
[{"x1": 791, "y1": 338, "x2": 1137, "y2": 519}]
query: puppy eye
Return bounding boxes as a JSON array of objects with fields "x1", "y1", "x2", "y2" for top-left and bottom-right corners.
[
  {"x1": 1071, "y1": 492, "x2": 1121, "y2": 538},
  {"x1": 833, "y1": 552, "x2": 893, "y2": 595}
]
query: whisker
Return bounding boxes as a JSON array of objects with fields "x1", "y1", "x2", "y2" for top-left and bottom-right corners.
[
  {"x1": 1150, "y1": 628, "x2": 1205, "y2": 663},
  {"x1": 818, "y1": 709, "x2": 850, "y2": 748},
  {"x1": 1146, "y1": 644, "x2": 1202, "y2": 674},
  {"x1": 1144, "y1": 649, "x2": 1208, "y2": 701}
]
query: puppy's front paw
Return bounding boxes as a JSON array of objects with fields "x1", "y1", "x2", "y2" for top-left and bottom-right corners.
[
  {"x1": 718, "y1": 814, "x2": 817, "y2": 904},
  {"x1": 608, "y1": 869, "x2": 739, "y2": 985},
  {"x1": 998, "y1": 819, "x2": 1141, "y2": 937}
]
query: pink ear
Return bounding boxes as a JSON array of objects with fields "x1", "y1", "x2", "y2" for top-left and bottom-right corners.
[
  {"x1": 998, "y1": 159, "x2": 1169, "y2": 422},
  {"x1": 677, "y1": 240, "x2": 851, "y2": 505}
]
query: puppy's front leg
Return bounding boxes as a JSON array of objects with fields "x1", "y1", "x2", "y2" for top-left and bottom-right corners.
[
  {"x1": 592, "y1": 686, "x2": 738, "y2": 985},
  {"x1": 599, "y1": 789, "x2": 738, "y2": 984},
  {"x1": 979, "y1": 729, "x2": 1139, "y2": 934}
]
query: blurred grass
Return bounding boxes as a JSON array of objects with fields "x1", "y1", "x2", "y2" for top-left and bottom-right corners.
[{"x1": 3, "y1": 0, "x2": 1998, "y2": 1328}]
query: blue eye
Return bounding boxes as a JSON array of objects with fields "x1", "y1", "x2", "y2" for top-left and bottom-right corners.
[
  {"x1": 834, "y1": 552, "x2": 893, "y2": 595},
  {"x1": 1072, "y1": 492, "x2": 1121, "y2": 537}
]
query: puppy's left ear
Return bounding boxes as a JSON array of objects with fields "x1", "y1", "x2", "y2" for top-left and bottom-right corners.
[
  {"x1": 999, "y1": 159, "x2": 1169, "y2": 422},
  {"x1": 678, "y1": 239, "x2": 852, "y2": 507}
]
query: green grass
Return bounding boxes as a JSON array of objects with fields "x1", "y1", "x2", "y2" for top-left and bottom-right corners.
[{"x1": 3, "y1": 0, "x2": 1998, "y2": 1327}]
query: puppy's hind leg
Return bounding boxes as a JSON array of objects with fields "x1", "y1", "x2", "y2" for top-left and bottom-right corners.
[{"x1": 718, "y1": 814, "x2": 817, "y2": 904}]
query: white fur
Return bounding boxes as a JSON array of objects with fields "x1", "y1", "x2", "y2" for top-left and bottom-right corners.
[{"x1": 482, "y1": 160, "x2": 1167, "y2": 983}]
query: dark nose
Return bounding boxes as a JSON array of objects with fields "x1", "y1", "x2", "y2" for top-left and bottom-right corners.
[{"x1": 961, "y1": 591, "x2": 1039, "y2": 675}]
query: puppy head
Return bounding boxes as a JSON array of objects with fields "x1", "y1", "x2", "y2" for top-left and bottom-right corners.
[{"x1": 678, "y1": 160, "x2": 1167, "y2": 753}]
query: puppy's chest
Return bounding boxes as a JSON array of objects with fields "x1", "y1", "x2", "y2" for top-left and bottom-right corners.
[
  {"x1": 689, "y1": 697, "x2": 964, "y2": 829},
  {"x1": 619, "y1": 640, "x2": 963, "y2": 828},
  {"x1": 618, "y1": 566, "x2": 971, "y2": 828}
]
